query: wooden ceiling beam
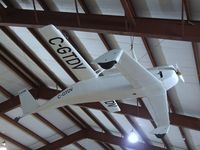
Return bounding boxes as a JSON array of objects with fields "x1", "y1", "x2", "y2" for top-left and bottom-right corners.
[
  {"x1": 0, "y1": 114, "x2": 49, "y2": 144},
  {"x1": 0, "y1": 132, "x2": 30, "y2": 150},
  {"x1": 61, "y1": 106, "x2": 110, "y2": 150},
  {"x1": 0, "y1": 85, "x2": 13, "y2": 98},
  {"x1": 37, "y1": 130, "x2": 86, "y2": 150},
  {"x1": 2, "y1": 9, "x2": 200, "y2": 41},
  {"x1": 78, "y1": 0, "x2": 113, "y2": 50},
  {"x1": 1, "y1": 27, "x2": 66, "y2": 89},
  {"x1": 36, "y1": 129, "x2": 166, "y2": 150},
  {"x1": 102, "y1": 111, "x2": 126, "y2": 136},
  {"x1": 120, "y1": 1, "x2": 170, "y2": 147},
  {"x1": 28, "y1": 28, "x2": 79, "y2": 82},
  {"x1": 86, "y1": 130, "x2": 166, "y2": 150},
  {"x1": 181, "y1": 0, "x2": 200, "y2": 84},
  {"x1": 0, "y1": 52, "x2": 38, "y2": 88},
  {"x1": 0, "y1": 87, "x2": 199, "y2": 131},
  {"x1": 120, "y1": 0, "x2": 136, "y2": 25},
  {"x1": 81, "y1": 107, "x2": 115, "y2": 150},
  {"x1": 81, "y1": 107, "x2": 110, "y2": 133},
  {"x1": 0, "y1": 44, "x2": 46, "y2": 87}
]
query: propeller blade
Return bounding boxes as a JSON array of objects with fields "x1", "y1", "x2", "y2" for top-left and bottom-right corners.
[
  {"x1": 179, "y1": 74, "x2": 185, "y2": 82},
  {"x1": 174, "y1": 64, "x2": 185, "y2": 82}
]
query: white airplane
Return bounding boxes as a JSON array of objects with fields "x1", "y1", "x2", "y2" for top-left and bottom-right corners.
[{"x1": 17, "y1": 25, "x2": 184, "y2": 138}]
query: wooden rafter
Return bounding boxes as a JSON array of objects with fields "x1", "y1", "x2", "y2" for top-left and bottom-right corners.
[
  {"x1": 119, "y1": 1, "x2": 172, "y2": 148},
  {"x1": 182, "y1": 0, "x2": 200, "y2": 83},
  {"x1": 37, "y1": 130, "x2": 86, "y2": 150},
  {"x1": 78, "y1": 0, "x2": 113, "y2": 50},
  {"x1": 36, "y1": 129, "x2": 166, "y2": 150},
  {"x1": 0, "y1": 87, "x2": 199, "y2": 131},
  {"x1": 28, "y1": 28, "x2": 79, "y2": 82},
  {"x1": 1, "y1": 9, "x2": 200, "y2": 41},
  {"x1": 0, "y1": 132, "x2": 30, "y2": 150}
]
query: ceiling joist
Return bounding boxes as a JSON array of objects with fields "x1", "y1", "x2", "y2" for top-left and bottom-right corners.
[
  {"x1": 0, "y1": 87, "x2": 199, "y2": 131},
  {"x1": 37, "y1": 129, "x2": 166, "y2": 150},
  {"x1": 1, "y1": 9, "x2": 200, "y2": 41}
]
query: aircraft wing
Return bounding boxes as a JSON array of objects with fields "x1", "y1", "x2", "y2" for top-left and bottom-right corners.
[
  {"x1": 38, "y1": 25, "x2": 120, "y2": 112},
  {"x1": 94, "y1": 49, "x2": 161, "y2": 89},
  {"x1": 113, "y1": 50, "x2": 170, "y2": 134},
  {"x1": 95, "y1": 49, "x2": 170, "y2": 136},
  {"x1": 142, "y1": 92, "x2": 170, "y2": 136}
]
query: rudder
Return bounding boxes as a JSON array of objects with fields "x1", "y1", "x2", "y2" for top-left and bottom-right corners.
[{"x1": 19, "y1": 89, "x2": 40, "y2": 115}]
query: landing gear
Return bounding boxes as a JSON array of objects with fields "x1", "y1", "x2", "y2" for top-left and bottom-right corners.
[{"x1": 155, "y1": 133, "x2": 166, "y2": 138}]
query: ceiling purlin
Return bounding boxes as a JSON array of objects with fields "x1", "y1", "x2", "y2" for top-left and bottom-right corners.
[
  {"x1": 0, "y1": 46, "x2": 84, "y2": 149},
  {"x1": 78, "y1": 0, "x2": 113, "y2": 50},
  {"x1": 0, "y1": 114, "x2": 49, "y2": 144},
  {"x1": 139, "y1": 37, "x2": 194, "y2": 149},
  {"x1": 102, "y1": 112, "x2": 129, "y2": 150},
  {"x1": 62, "y1": 106, "x2": 91, "y2": 129},
  {"x1": 0, "y1": 52, "x2": 38, "y2": 88},
  {"x1": 0, "y1": 87, "x2": 30, "y2": 150},
  {"x1": 0, "y1": 88, "x2": 200, "y2": 130},
  {"x1": 80, "y1": 107, "x2": 116, "y2": 150},
  {"x1": 17, "y1": 1, "x2": 88, "y2": 147},
  {"x1": 1, "y1": 27, "x2": 66, "y2": 89},
  {"x1": 3, "y1": 9, "x2": 200, "y2": 41},
  {"x1": 0, "y1": 131, "x2": 30, "y2": 150},
  {"x1": 0, "y1": 49, "x2": 52, "y2": 145},
  {"x1": 61, "y1": 107, "x2": 113, "y2": 150},
  {"x1": 37, "y1": 130, "x2": 86, "y2": 150},
  {"x1": 125, "y1": 116, "x2": 150, "y2": 144},
  {"x1": 81, "y1": 107, "x2": 110, "y2": 133},
  {"x1": 81, "y1": 107, "x2": 164, "y2": 150},
  {"x1": 86, "y1": 130, "x2": 166, "y2": 150},
  {"x1": 0, "y1": 44, "x2": 46, "y2": 87},
  {"x1": 60, "y1": 106, "x2": 112, "y2": 150},
  {"x1": 0, "y1": 26, "x2": 82, "y2": 148},
  {"x1": 102, "y1": 111, "x2": 126, "y2": 136},
  {"x1": 38, "y1": 0, "x2": 97, "y2": 71},
  {"x1": 182, "y1": 0, "x2": 200, "y2": 83},
  {"x1": 28, "y1": 28, "x2": 79, "y2": 82},
  {"x1": 0, "y1": 85, "x2": 13, "y2": 98},
  {"x1": 61, "y1": 30, "x2": 97, "y2": 70},
  {"x1": 36, "y1": 129, "x2": 166, "y2": 150},
  {"x1": 179, "y1": 1, "x2": 197, "y2": 149},
  {"x1": 32, "y1": 113, "x2": 66, "y2": 137},
  {"x1": 141, "y1": 37, "x2": 157, "y2": 66},
  {"x1": 30, "y1": 1, "x2": 118, "y2": 149},
  {"x1": 192, "y1": 43, "x2": 200, "y2": 83},
  {"x1": 0, "y1": 4, "x2": 83, "y2": 147},
  {"x1": 36, "y1": 0, "x2": 50, "y2": 11},
  {"x1": 0, "y1": 85, "x2": 67, "y2": 139},
  {"x1": 121, "y1": 0, "x2": 170, "y2": 149},
  {"x1": 77, "y1": 2, "x2": 149, "y2": 149},
  {"x1": 0, "y1": 1, "x2": 198, "y2": 150}
]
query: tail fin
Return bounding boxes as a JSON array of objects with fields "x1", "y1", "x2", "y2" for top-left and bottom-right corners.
[{"x1": 18, "y1": 89, "x2": 40, "y2": 115}]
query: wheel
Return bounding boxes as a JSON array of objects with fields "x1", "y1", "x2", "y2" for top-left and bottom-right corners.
[{"x1": 155, "y1": 134, "x2": 166, "y2": 138}]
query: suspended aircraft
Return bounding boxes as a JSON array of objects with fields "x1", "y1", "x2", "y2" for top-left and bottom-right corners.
[{"x1": 17, "y1": 25, "x2": 184, "y2": 138}]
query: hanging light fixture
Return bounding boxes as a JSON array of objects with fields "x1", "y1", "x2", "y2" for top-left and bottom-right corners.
[
  {"x1": 127, "y1": 131, "x2": 139, "y2": 143},
  {"x1": 0, "y1": 141, "x2": 7, "y2": 150}
]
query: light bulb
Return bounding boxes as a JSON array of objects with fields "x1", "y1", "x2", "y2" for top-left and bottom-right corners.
[
  {"x1": 0, "y1": 146, "x2": 7, "y2": 150},
  {"x1": 128, "y1": 131, "x2": 139, "y2": 143}
]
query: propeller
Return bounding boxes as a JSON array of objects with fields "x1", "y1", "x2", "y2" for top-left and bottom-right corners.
[{"x1": 174, "y1": 64, "x2": 185, "y2": 82}]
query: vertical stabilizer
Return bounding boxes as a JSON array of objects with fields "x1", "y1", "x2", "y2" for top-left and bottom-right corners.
[{"x1": 18, "y1": 89, "x2": 40, "y2": 115}]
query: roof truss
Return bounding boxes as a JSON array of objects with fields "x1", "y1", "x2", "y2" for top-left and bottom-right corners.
[
  {"x1": 0, "y1": 87, "x2": 199, "y2": 131},
  {"x1": 1, "y1": 8, "x2": 200, "y2": 41}
]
